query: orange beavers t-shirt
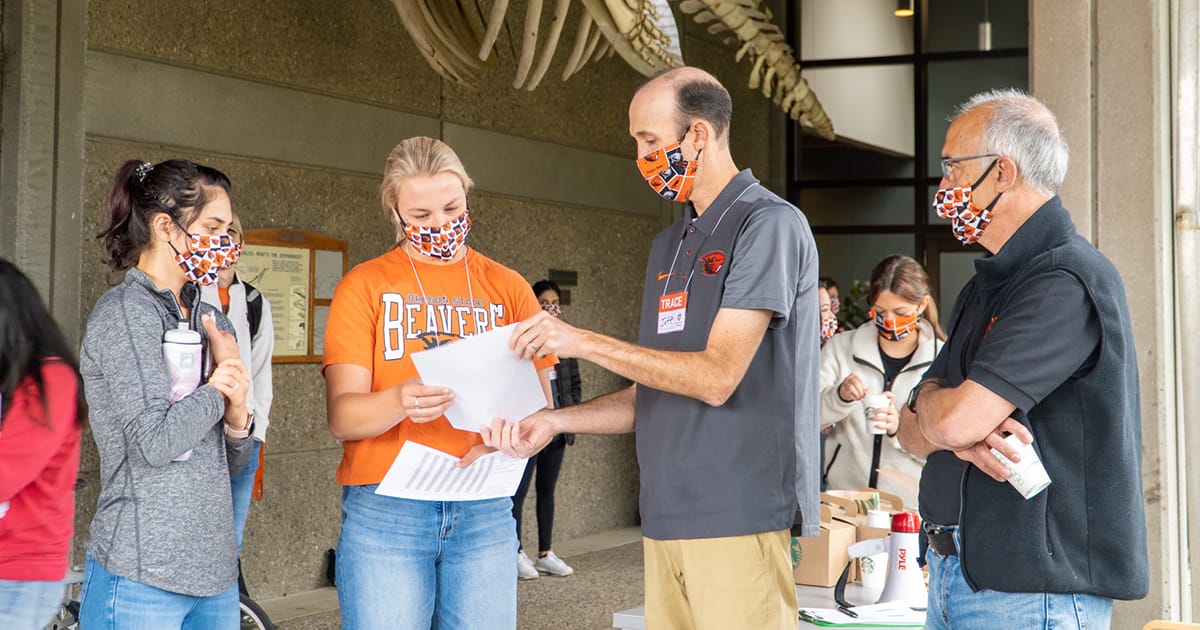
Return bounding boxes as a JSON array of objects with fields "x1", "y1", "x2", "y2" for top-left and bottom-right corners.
[{"x1": 322, "y1": 247, "x2": 554, "y2": 486}]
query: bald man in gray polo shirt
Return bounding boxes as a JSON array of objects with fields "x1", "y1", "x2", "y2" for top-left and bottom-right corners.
[{"x1": 482, "y1": 67, "x2": 820, "y2": 630}]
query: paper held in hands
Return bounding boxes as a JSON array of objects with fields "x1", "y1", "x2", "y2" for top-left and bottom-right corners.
[
  {"x1": 409, "y1": 323, "x2": 547, "y2": 433},
  {"x1": 376, "y1": 441, "x2": 528, "y2": 501}
]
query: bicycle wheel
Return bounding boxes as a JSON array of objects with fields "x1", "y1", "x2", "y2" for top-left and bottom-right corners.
[{"x1": 239, "y1": 592, "x2": 275, "y2": 630}]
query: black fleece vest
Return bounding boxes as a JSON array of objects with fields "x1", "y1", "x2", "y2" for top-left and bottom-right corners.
[{"x1": 956, "y1": 200, "x2": 1149, "y2": 600}]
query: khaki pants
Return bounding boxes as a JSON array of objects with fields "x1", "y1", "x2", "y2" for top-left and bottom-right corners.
[{"x1": 643, "y1": 530, "x2": 798, "y2": 630}]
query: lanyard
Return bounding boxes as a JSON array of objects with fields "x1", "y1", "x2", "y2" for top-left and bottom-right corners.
[
  {"x1": 660, "y1": 183, "x2": 759, "y2": 297},
  {"x1": 405, "y1": 248, "x2": 476, "y2": 347}
]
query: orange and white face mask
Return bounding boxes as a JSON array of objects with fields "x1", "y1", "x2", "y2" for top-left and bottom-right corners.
[
  {"x1": 401, "y1": 211, "x2": 471, "y2": 261},
  {"x1": 932, "y1": 158, "x2": 1001, "y2": 245},
  {"x1": 869, "y1": 308, "x2": 921, "y2": 342},
  {"x1": 637, "y1": 137, "x2": 700, "y2": 203},
  {"x1": 170, "y1": 228, "x2": 236, "y2": 286}
]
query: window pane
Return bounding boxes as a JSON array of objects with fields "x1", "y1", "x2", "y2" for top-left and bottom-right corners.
[
  {"x1": 797, "y1": 64, "x2": 915, "y2": 180},
  {"x1": 939, "y1": 251, "x2": 984, "y2": 308},
  {"x1": 925, "y1": 0, "x2": 1029, "y2": 53},
  {"x1": 798, "y1": 0, "x2": 914, "y2": 60},
  {"x1": 927, "y1": 57, "x2": 1028, "y2": 175},
  {"x1": 801, "y1": 187, "x2": 914, "y2": 226},
  {"x1": 816, "y1": 233, "x2": 916, "y2": 298}
]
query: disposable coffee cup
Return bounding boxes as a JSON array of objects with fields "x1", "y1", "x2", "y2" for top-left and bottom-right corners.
[
  {"x1": 865, "y1": 509, "x2": 891, "y2": 529},
  {"x1": 862, "y1": 394, "x2": 891, "y2": 435},
  {"x1": 859, "y1": 509, "x2": 891, "y2": 588},
  {"x1": 990, "y1": 434, "x2": 1052, "y2": 499},
  {"x1": 859, "y1": 550, "x2": 888, "y2": 588}
]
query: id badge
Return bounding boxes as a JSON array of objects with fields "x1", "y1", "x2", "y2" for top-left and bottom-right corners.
[{"x1": 657, "y1": 291, "x2": 687, "y2": 334}]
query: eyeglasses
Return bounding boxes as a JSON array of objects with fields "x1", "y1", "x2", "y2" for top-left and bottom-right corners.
[{"x1": 940, "y1": 153, "x2": 999, "y2": 179}]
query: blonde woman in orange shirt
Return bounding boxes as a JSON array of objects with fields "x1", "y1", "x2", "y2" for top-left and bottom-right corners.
[{"x1": 322, "y1": 137, "x2": 554, "y2": 630}]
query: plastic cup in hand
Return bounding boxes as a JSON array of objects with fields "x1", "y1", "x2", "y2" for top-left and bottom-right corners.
[
  {"x1": 862, "y1": 394, "x2": 890, "y2": 436},
  {"x1": 990, "y1": 434, "x2": 1052, "y2": 499}
]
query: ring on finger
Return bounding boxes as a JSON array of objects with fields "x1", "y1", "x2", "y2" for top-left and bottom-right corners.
[{"x1": 414, "y1": 396, "x2": 421, "y2": 409}]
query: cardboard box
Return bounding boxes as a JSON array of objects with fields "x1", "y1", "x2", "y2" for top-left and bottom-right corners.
[
  {"x1": 822, "y1": 490, "x2": 907, "y2": 583},
  {"x1": 791, "y1": 505, "x2": 857, "y2": 587}
]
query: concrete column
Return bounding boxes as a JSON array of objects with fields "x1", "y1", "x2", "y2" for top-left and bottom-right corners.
[
  {"x1": 0, "y1": 0, "x2": 87, "y2": 340},
  {"x1": 1032, "y1": 0, "x2": 1180, "y2": 624},
  {"x1": 1172, "y1": 0, "x2": 1200, "y2": 620},
  {"x1": 1029, "y1": 0, "x2": 1094, "y2": 239}
]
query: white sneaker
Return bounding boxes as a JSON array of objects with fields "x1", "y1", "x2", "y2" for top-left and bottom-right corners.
[
  {"x1": 517, "y1": 550, "x2": 539, "y2": 580},
  {"x1": 534, "y1": 550, "x2": 574, "y2": 576}
]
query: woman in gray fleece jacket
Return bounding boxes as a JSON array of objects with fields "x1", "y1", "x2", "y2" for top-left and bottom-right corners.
[{"x1": 79, "y1": 159, "x2": 254, "y2": 630}]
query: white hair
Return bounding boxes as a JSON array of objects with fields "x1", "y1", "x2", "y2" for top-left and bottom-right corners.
[{"x1": 955, "y1": 89, "x2": 1069, "y2": 197}]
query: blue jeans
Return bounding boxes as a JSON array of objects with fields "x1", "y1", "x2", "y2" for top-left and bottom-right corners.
[
  {"x1": 924, "y1": 530, "x2": 1113, "y2": 630},
  {"x1": 0, "y1": 578, "x2": 63, "y2": 630},
  {"x1": 336, "y1": 485, "x2": 517, "y2": 630},
  {"x1": 231, "y1": 439, "x2": 261, "y2": 550},
  {"x1": 79, "y1": 553, "x2": 239, "y2": 630}
]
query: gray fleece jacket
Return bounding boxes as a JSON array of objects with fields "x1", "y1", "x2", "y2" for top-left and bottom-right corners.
[{"x1": 80, "y1": 268, "x2": 252, "y2": 597}]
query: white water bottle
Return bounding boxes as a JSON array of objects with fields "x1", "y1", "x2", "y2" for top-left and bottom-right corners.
[{"x1": 163, "y1": 322, "x2": 201, "y2": 461}]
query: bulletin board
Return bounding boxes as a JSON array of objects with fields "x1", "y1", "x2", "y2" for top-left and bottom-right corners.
[{"x1": 240, "y1": 229, "x2": 348, "y2": 363}]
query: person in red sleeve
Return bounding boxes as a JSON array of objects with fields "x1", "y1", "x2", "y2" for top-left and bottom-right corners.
[{"x1": 0, "y1": 258, "x2": 85, "y2": 630}]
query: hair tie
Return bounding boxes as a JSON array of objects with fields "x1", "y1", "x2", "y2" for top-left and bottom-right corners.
[{"x1": 135, "y1": 161, "x2": 153, "y2": 182}]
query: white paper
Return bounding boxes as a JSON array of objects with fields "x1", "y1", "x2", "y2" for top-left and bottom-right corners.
[
  {"x1": 798, "y1": 602, "x2": 925, "y2": 626},
  {"x1": 409, "y1": 323, "x2": 546, "y2": 433},
  {"x1": 375, "y1": 441, "x2": 528, "y2": 501}
]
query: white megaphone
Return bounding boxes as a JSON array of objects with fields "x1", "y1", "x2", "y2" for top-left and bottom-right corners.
[{"x1": 846, "y1": 512, "x2": 927, "y2": 609}]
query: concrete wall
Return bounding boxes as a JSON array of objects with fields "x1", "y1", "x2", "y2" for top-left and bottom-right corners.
[
  {"x1": 1, "y1": 0, "x2": 786, "y2": 598},
  {"x1": 1031, "y1": 0, "x2": 1186, "y2": 624}
]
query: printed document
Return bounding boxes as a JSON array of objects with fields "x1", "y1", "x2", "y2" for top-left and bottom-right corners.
[
  {"x1": 798, "y1": 602, "x2": 925, "y2": 626},
  {"x1": 410, "y1": 323, "x2": 547, "y2": 433},
  {"x1": 376, "y1": 441, "x2": 528, "y2": 501}
]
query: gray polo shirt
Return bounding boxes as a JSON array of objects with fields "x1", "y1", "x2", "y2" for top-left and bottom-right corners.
[{"x1": 635, "y1": 169, "x2": 821, "y2": 540}]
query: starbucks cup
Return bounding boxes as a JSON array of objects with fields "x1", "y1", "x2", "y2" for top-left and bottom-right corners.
[
  {"x1": 862, "y1": 394, "x2": 891, "y2": 436},
  {"x1": 990, "y1": 434, "x2": 1052, "y2": 499},
  {"x1": 859, "y1": 509, "x2": 891, "y2": 588}
]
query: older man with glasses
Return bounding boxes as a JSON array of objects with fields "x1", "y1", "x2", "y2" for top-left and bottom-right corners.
[{"x1": 895, "y1": 89, "x2": 1149, "y2": 629}]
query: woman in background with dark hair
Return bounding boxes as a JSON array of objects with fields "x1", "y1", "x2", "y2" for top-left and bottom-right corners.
[
  {"x1": 513, "y1": 279, "x2": 580, "y2": 580},
  {"x1": 819, "y1": 276, "x2": 844, "y2": 333},
  {"x1": 0, "y1": 259, "x2": 85, "y2": 630},
  {"x1": 79, "y1": 159, "x2": 253, "y2": 630}
]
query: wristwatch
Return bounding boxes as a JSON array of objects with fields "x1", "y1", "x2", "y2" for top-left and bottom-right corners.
[
  {"x1": 224, "y1": 413, "x2": 254, "y2": 440},
  {"x1": 906, "y1": 381, "x2": 929, "y2": 414}
]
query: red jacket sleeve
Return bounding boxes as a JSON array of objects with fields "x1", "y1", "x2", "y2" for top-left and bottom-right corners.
[{"x1": 0, "y1": 362, "x2": 79, "y2": 502}]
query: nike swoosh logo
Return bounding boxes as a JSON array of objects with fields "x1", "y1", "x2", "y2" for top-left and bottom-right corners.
[{"x1": 657, "y1": 272, "x2": 672, "y2": 281}]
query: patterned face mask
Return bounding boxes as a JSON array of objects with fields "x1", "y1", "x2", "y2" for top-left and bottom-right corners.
[
  {"x1": 402, "y1": 211, "x2": 471, "y2": 261},
  {"x1": 637, "y1": 134, "x2": 700, "y2": 203},
  {"x1": 222, "y1": 242, "x2": 243, "y2": 269},
  {"x1": 820, "y1": 313, "x2": 838, "y2": 345},
  {"x1": 869, "y1": 308, "x2": 921, "y2": 342},
  {"x1": 541, "y1": 303, "x2": 562, "y2": 318},
  {"x1": 932, "y1": 159, "x2": 1001, "y2": 245},
  {"x1": 171, "y1": 231, "x2": 237, "y2": 286}
]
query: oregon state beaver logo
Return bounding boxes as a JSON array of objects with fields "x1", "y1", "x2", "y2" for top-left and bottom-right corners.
[{"x1": 699, "y1": 251, "x2": 727, "y2": 275}]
